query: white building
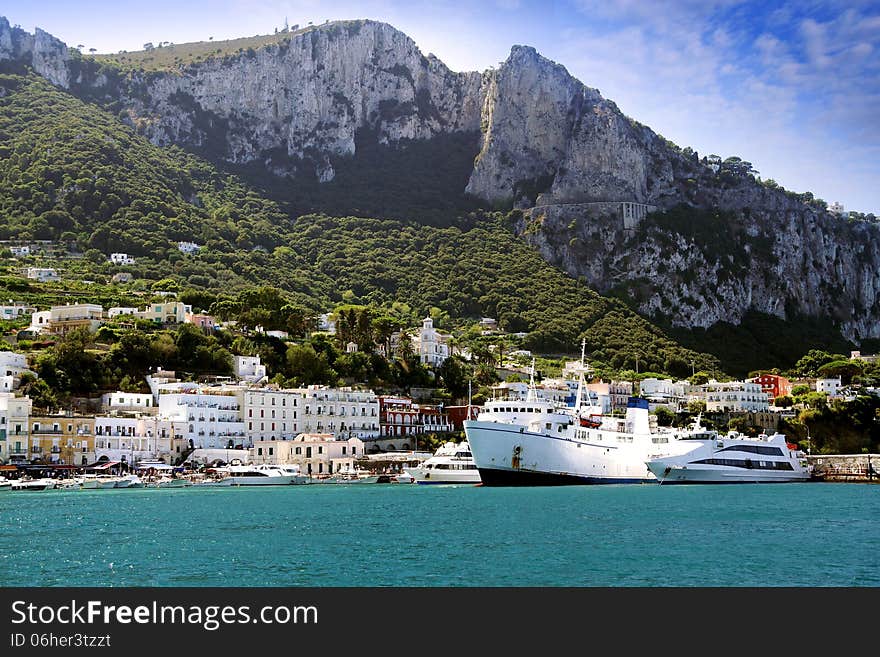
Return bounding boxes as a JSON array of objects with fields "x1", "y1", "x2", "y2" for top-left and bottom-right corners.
[
  {"x1": 137, "y1": 301, "x2": 192, "y2": 324},
  {"x1": 0, "y1": 302, "x2": 35, "y2": 320},
  {"x1": 234, "y1": 355, "x2": 267, "y2": 383},
  {"x1": 0, "y1": 393, "x2": 32, "y2": 464},
  {"x1": 10, "y1": 245, "x2": 30, "y2": 257},
  {"x1": 297, "y1": 386, "x2": 379, "y2": 439},
  {"x1": 93, "y1": 414, "x2": 187, "y2": 465},
  {"x1": 317, "y1": 313, "x2": 336, "y2": 334},
  {"x1": 26, "y1": 267, "x2": 58, "y2": 283},
  {"x1": 827, "y1": 201, "x2": 846, "y2": 216},
  {"x1": 638, "y1": 378, "x2": 688, "y2": 411},
  {"x1": 108, "y1": 307, "x2": 138, "y2": 318},
  {"x1": 691, "y1": 380, "x2": 769, "y2": 412},
  {"x1": 100, "y1": 392, "x2": 155, "y2": 412},
  {"x1": 109, "y1": 253, "x2": 135, "y2": 265},
  {"x1": 242, "y1": 388, "x2": 304, "y2": 444},
  {"x1": 415, "y1": 316, "x2": 450, "y2": 367},
  {"x1": 177, "y1": 241, "x2": 201, "y2": 254},
  {"x1": 251, "y1": 433, "x2": 364, "y2": 477},
  {"x1": 0, "y1": 352, "x2": 29, "y2": 379},
  {"x1": 157, "y1": 387, "x2": 247, "y2": 450},
  {"x1": 816, "y1": 377, "x2": 843, "y2": 398}
]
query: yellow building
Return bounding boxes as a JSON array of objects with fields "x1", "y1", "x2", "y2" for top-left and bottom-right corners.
[{"x1": 29, "y1": 414, "x2": 96, "y2": 466}]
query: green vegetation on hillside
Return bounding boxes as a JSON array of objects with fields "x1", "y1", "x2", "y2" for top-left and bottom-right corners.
[{"x1": 90, "y1": 24, "x2": 322, "y2": 72}]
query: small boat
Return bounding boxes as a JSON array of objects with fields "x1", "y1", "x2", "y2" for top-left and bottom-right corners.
[
  {"x1": 11, "y1": 477, "x2": 57, "y2": 491},
  {"x1": 392, "y1": 471, "x2": 415, "y2": 484},
  {"x1": 191, "y1": 474, "x2": 234, "y2": 487},
  {"x1": 152, "y1": 476, "x2": 192, "y2": 488},
  {"x1": 646, "y1": 431, "x2": 812, "y2": 484},
  {"x1": 318, "y1": 464, "x2": 381, "y2": 484},
  {"x1": 0, "y1": 476, "x2": 12, "y2": 491},
  {"x1": 56, "y1": 479, "x2": 82, "y2": 490},
  {"x1": 116, "y1": 474, "x2": 144, "y2": 489}
]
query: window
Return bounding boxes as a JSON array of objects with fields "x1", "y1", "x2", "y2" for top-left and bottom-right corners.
[
  {"x1": 318, "y1": 446, "x2": 323, "y2": 454},
  {"x1": 268, "y1": 447, "x2": 274, "y2": 456},
  {"x1": 295, "y1": 447, "x2": 302, "y2": 455},
  {"x1": 257, "y1": 448, "x2": 263, "y2": 455},
  {"x1": 342, "y1": 446, "x2": 347, "y2": 455}
]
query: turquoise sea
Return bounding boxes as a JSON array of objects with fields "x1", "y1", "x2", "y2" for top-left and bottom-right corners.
[{"x1": 1, "y1": 483, "x2": 878, "y2": 587}]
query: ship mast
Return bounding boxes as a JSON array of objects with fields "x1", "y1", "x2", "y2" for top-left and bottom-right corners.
[
  {"x1": 526, "y1": 358, "x2": 537, "y2": 402},
  {"x1": 573, "y1": 338, "x2": 588, "y2": 413}
]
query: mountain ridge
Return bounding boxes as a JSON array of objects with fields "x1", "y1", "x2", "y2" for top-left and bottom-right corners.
[{"x1": 2, "y1": 15, "x2": 878, "y2": 356}]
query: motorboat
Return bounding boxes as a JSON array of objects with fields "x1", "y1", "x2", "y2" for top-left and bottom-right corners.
[
  {"x1": 218, "y1": 464, "x2": 300, "y2": 486},
  {"x1": 11, "y1": 477, "x2": 57, "y2": 491},
  {"x1": 392, "y1": 471, "x2": 415, "y2": 484},
  {"x1": 115, "y1": 474, "x2": 143, "y2": 488},
  {"x1": 0, "y1": 476, "x2": 12, "y2": 491},
  {"x1": 646, "y1": 431, "x2": 812, "y2": 484},
  {"x1": 404, "y1": 441, "x2": 481, "y2": 485}
]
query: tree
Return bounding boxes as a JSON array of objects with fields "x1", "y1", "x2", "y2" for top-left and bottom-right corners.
[
  {"x1": 652, "y1": 406, "x2": 675, "y2": 426},
  {"x1": 774, "y1": 395, "x2": 794, "y2": 408}
]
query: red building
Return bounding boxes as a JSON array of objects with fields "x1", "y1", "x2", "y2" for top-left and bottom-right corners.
[
  {"x1": 751, "y1": 374, "x2": 792, "y2": 401},
  {"x1": 378, "y1": 396, "x2": 454, "y2": 437}
]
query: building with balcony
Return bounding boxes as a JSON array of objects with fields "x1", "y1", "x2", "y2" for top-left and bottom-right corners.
[
  {"x1": 250, "y1": 433, "x2": 364, "y2": 477},
  {"x1": 26, "y1": 267, "x2": 58, "y2": 283},
  {"x1": 157, "y1": 387, "x2": 246, "y2": 450},
  {"x1": 93, "y1": 414, "x2": 188, "y2": 465},
  {"x1": 296, "y1": 386, "x2": 379, "y2": 440},
  {"x1": 0, "y1": 393, "x2": 31, "y2": 464},
  {"x1": 242, "y1": 388, "x2": 304, "y2": 444},
  {"x1": 690, "y1": 380, "x2": 769, "y2": 412},
  {"x1": 749, "y1": 373, "x2": 792, "y2": 400},
  {"x1": 29, "y1": 414, "x2": 95, "y2": 465},
  {"x1": 137, "y1": 301, "x2": 192, "y2": 325}
]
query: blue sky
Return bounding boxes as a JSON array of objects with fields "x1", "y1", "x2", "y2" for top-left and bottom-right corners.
[{"x1": 5, "y1": 0, "x2": 879, "y2": 213}]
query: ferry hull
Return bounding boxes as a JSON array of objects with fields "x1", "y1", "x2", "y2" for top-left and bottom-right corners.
[
  {"x1": 647, "y1": 463, "x2": 811, "y2": 485},
  {"x1": 464, "y1": 420, "x2": 681, "y2": 486},
  {"x1": 464, "y1": 420, "x2": 697, "y2": 486},
  {"x1": 477, "y1": 468, "x2": 649, "y2": 486}
]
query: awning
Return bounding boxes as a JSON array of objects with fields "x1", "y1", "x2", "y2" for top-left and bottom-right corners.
[
  {"x1": 135, "y1": 463, "x2": 173, "y2": 471},
  {"x1": 0, "y1": 465, "x2": 17, "y2": 471},
  {"x1": 88, "y1": 461, "x2": 121, "y2": 470}
]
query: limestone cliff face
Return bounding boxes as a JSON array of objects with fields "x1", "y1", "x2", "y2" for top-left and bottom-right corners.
[
  {"x1": 520, "y1": 185, "x2": 880, "y2": 342},
  {"x1": 3, "y1": 16, "x2": 879, "y2": 341},
  {"x1": 0, "y1": 17, "x2": 70, "y2": 88},
  {"x1": 465, "y1": 46, "x2": 685, "y2": 207}
]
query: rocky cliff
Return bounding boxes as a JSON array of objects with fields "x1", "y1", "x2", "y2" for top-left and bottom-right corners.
[{"x1": 2, "y1": 16, "x2": 878, "y2": 343}]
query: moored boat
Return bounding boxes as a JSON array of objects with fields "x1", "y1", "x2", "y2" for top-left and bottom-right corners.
[
  {"x1": 464, "y1": 342, "x2": 714, "y2": 486},
  {"x1": 404, "y1": 441, "x2": 481, "y2": 485},
  {"x1": 646, "y1": 431, "x2": 811, "y2": 484}
]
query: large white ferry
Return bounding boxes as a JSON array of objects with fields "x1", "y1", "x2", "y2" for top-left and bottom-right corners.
[
  {"x1": 646, "y1": 432, "x2": 811, "y2": 484},
  {"x1": 464, "y1": 346, "x2": 712, "y2": 485}
]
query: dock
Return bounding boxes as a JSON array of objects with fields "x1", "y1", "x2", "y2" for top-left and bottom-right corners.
[{"x1": 807, "y1": 454, "x2": 880, "y2": 483}]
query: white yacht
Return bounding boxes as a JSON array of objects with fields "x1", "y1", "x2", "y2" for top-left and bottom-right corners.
[
  {"x1": 646, "y1": 431, "x2": 811, "y2": 484},
  {"x1": 464, "y1": 344, "x2": 713, "y2": 485},
  {"x1": 404, "y1": 441, "x2": 481, "y2": 485},
  {"x1": 221, "y1": 464, "x2": 301, "y2": 486},
  {"x1": 11, "y1": 477, "x2": 57, "y2": 491}
]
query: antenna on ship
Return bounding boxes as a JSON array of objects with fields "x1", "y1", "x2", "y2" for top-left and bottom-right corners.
[
  {"x1": 573, "y1": 338, "x2": 588, "y2": 413},
  {"x1": 526, "y1": 358, "x2": 537, "y2": 402}
]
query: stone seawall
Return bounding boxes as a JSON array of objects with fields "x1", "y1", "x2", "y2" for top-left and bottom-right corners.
[{"x1": 807, "y1": 454, "x2": 880, "y2": 482}]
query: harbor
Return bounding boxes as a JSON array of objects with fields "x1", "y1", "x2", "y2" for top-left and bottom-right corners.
[{"x1": 0, "y1": 482, "x2": 877, "y2": 586}]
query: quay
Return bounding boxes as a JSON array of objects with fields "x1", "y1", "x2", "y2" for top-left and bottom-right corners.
[{"x1": 807, "y1": 454, "x2": 880, "y2": 483}]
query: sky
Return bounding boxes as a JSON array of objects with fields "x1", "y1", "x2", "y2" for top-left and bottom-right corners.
[{"x1": 5, "y1": 0, "x2": 879, "y2": 214}]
